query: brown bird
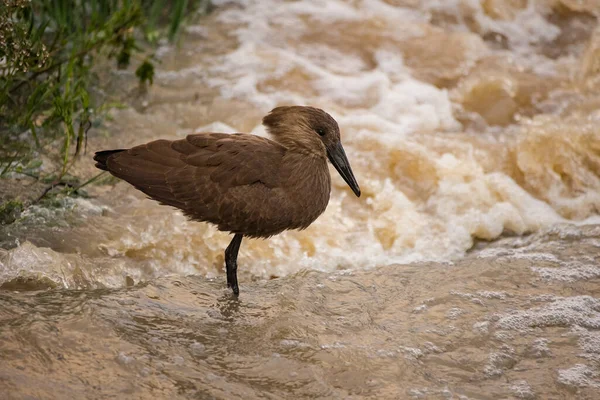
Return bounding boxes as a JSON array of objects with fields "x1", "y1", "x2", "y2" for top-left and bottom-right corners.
[{"x1": 94, "y1": 106, "x2": 360, "y2": 295}]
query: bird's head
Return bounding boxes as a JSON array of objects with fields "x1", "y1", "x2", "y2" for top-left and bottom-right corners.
[{"x1": 263, "y1": 106, "x2": 360, "y2": 197}]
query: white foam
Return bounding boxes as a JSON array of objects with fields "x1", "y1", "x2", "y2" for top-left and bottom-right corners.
[
  {"x1": 417, "y1": 0, "x2": 561, "y2": 58},
  {"x1": 533, "y1": 262, "x2": 600, "y2": 282},
  {"x1": 510, "y1": 380, "x2": 535, "y2": 399},
  {"x1": 496, "y1": 296, "x2": 600, "y2": 331},
  {"x1": 557, "y1": 364, "x2": 600, "y2": 389},
  {"x1": 571, "y1": 326, "x2": 600, "y2": 360},
  {"x1": 530, "y1": 338, "x2": 551, "y2": 358}
]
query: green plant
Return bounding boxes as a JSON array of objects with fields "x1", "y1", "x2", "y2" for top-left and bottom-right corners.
[
  {"x1": 0, "y1": 199, "x2": 24, "y2": 225},
  {"x1": 0, "y1": 0, "x2": 211, "y2": 183}
]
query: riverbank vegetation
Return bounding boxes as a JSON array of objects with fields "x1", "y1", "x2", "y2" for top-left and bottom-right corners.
[{"x1": 0, "y1": 0, "x2": 211, "y2": 221}]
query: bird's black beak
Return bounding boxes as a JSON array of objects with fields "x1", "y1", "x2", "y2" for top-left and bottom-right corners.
[{"x1": 327, "y1": 142, "x2": 361, "y2": 197}]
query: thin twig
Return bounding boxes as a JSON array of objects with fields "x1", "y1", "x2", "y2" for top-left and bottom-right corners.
[
  {"x1": 72, "y1": 171, "x2": 106, "y2": 192},
  {"x1": 34, "y1": 171, "x2": 107, "y2": 204}
]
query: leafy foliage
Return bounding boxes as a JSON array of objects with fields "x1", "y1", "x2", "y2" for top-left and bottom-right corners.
[{"x1": 0, "y1": 0, "x2": 211, "y2": 179}]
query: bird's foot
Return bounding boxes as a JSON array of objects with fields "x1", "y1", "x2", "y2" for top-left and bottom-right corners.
[{"x1": 228, "y1": 282, "x2": 240, "y2": 296}]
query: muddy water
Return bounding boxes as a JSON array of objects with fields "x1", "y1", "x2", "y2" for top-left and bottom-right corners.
[{"x1": 2, "y1": 0, "x2": 600, "y2": 398}]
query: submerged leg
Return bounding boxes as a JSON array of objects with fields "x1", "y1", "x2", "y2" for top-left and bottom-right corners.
[{"x1": 224, "y1": 233, "x2": 243, "y2": 295}]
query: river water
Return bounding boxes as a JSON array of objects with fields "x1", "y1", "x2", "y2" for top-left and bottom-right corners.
[{"x1": 2, "y1": 0, "x2": 600, "y2": 398}]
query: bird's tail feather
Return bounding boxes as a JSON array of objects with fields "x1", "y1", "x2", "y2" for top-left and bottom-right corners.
[{"x1": 94, "y1": 149, "x2": 125, "y2": 171}]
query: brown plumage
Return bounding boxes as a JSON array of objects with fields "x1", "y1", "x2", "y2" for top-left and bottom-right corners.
[{"x1": 94, "y1": 106, "x2": 360, "y2": 295}]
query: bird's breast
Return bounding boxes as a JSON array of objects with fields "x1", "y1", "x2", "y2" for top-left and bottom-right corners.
[{"x1": 280, "y1": 155, "x2": 331, "y2": 230}]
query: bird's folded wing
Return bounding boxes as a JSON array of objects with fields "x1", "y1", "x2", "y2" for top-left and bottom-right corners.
[{"x1": 104, "y1": 133, "x2": 286, "y2": 222}]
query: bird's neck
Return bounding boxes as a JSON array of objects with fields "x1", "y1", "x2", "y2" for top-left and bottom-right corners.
[{"x1": 282, "y1": 151, "x2": 328, "y2": 181}]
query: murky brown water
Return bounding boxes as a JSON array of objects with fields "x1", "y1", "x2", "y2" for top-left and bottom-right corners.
[{"x1": 2, "y1": 0, "x2": 600, "y2": 398}]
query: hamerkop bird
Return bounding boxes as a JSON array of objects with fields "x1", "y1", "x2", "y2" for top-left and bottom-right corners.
[{"x1": 94, "y1": 106, "x2": 360, "y2": 295}]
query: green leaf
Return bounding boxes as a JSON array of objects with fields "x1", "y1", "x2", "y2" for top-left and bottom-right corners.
[{"x1": 135, "y1": 60, "x2": 155, "y2": 85}]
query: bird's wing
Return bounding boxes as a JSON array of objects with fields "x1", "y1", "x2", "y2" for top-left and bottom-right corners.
[{"x1": 103, "y1": 133, "x2": 286, "y2": 229}]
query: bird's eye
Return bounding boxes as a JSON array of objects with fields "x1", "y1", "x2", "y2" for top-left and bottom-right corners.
[{"x1": 316, "y1": 128, "x2": 326, "y2": 136}]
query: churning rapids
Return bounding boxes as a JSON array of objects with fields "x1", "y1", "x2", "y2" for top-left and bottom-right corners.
[{"x1": 2, "y1": 1, "x2": 600, "y2": 398}]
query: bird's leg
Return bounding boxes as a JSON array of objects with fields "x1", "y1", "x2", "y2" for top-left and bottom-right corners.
[{"x1": 225, "y1": 233, "x2": 243, "y2": 295}]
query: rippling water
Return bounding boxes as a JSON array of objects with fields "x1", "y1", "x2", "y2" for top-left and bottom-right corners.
[{"x1": 2, "y1": 0, "x2": 600, "y2": 398}]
